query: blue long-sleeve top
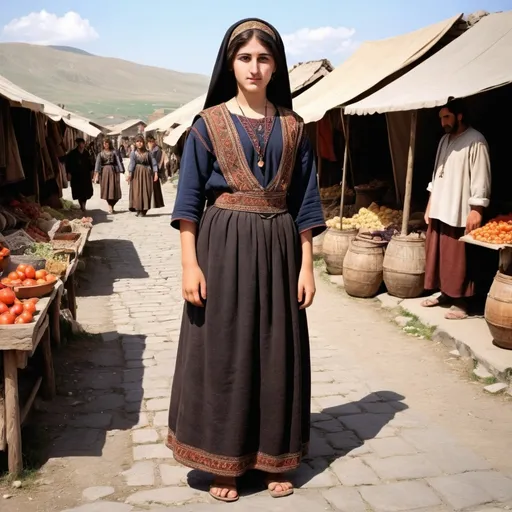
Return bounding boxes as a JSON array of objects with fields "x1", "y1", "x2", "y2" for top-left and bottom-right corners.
[
  {"x1": 128, "y1": 150, "x2": 159, "y2": 175},
  {"x1": 94, "y1": 150, "x2": 123, "y2": 174},
  {"x1": 171, "y1": 114, "x2": 326, "y2": 236}
]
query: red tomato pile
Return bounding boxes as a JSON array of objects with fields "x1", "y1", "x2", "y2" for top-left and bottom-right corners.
[
  {"x1": 0, "y1": 287, "x2": 38, "y2": 324},
  {"x1": 0, "y1": 244, "x2": 10, "y2": 264},
  {"x1": 1, "y1": 264, "x2": 57, "y2": 288}
]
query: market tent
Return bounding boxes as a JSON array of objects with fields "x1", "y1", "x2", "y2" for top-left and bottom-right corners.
[
  {"x1": 163, "y1": 121, "x2": 192, "y2": 147},
  {"x1": 293, "y1": 14, "x2": 462, "y2": 123},
  {"x1": 145, "y1": 94, "x2": 207, "y2": 134},
  {"x1": 345, "y1": 10, "x2": 512, "y2": 114},
  {"x1": 109, "y1": 118, "x2": 146, "y2": 136},
  {"x1": 0, "y1": 73, "x2": 102, "y2": 137},
  {"x1": 289, "y1": 59, "x2": 333, "y2": 96}
]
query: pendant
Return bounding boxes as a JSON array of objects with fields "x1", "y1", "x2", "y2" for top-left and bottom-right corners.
[{"x1": 258, "y1": 159, "x2": 264, "y2": 168}]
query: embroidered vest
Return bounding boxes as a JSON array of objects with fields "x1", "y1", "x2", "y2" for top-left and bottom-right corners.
[{"x1": 199, "y1": 103, "x2": 304, "y2": 214}]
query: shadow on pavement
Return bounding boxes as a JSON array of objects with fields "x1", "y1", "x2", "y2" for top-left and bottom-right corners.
[{"x1": 184, "y1": 391, "x2": 408, "y2": 497}]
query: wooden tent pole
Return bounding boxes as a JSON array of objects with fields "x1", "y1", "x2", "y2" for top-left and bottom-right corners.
[
  {"x1": 339, "y1": 112, "x2": 351, "y2": 229},
  {"x1": 401, "y1": 110, "x2": 418, "y2": 236},
  {"x1": 340, "y1": 110, "x2": 355, "y2": 188}
]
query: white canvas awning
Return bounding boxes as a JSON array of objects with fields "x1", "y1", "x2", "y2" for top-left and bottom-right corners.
[
  {"x1": 0, "y1": 73, "x2": 102, "y2": 137},
  {"x1": 145, "y1": 94, "x2": 207, "y2": 133},
  {"x1": 163, "y1": 122, "x2": 191, "y2": 147},
  {"x1": 345, "y1": 11, "x2": 512, "y2": 114},
  {"x1": 293, "y1": 14, "x2": 462, "y2": 123},
  {"x1": 289, "y1": 59, "x2": 333, "y2": 95},
  {"x1": 109, "y1": 118, "x2": 146, "y2": 136}
]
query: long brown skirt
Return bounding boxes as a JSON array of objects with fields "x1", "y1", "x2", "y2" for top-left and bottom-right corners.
[
  {"x1": 425, "y1": 219, "x2": 475, "y2": 298},
  {"x1": 167, "y1": 206, "x2": 311, "y2": 477},
  {"x1": 129, "y1": 164, "x2": 165, "y2": 212},
  {"x1": 100, "y1": 165, "x2": 122, "y2": 206}
]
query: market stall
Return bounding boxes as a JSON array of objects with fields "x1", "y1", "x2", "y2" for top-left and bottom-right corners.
[
  {"x1": 0, "y1": 73, "x2": 96, "y2": 474},
  {"x1": 344, "y1": 10, "x2": 512, "y2": 333}
]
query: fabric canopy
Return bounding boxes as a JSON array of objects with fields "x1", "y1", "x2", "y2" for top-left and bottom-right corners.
[
  {"x1": 289, "y1": 59, "x2": 333, "y2": 95},
  {"x1": 109, "y1": 118, "x2": 146, "y2": 135},
  {"x1": 163, "y1": 122, "x2": 191, "y2": 147},
  {"x1": 0, "y1": 73, "x2": 101, "y2": 137},
  {"x1": 145, "y1": 94, "x2": 207, "y2": 133},
  {"x1": 293, "y1": 14, "x2": 462, "y2": 123},
  {"x1": 345, "y1": 11, "x2": 512, "y2": 114}
]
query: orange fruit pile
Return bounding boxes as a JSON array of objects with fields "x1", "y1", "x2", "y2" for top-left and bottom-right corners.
[{"x1": 472, "y1": 220, "x2": 512, "y2": 244}]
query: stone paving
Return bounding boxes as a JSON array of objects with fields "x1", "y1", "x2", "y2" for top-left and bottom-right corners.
[{"x1": 57, "y1": 180, "x2": 512, "y2": 512}]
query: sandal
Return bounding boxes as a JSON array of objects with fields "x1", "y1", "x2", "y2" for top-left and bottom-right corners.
[
  {"x1": 265, "y1": 475, "x2": 294, "y2": 498},
  {"x1": 445, "y1": 305, "x2": 468, "y2": 320},
  {"x1": 209, "y1": 478, "x2": 239, "y2": 503},
  {"x1": 421, "y1": 294, "x2": 450, "y2": 308}
]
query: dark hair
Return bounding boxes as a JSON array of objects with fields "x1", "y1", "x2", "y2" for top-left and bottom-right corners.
[
  {"x1": 135, "y1": 135, "x2": 145, "y2": 143},
  {"x1": 146, "y1": 135, "x2": 156, "y2": 142},
  {"x1": 227, "y1": 29, "x2": 283, "y2": 72},
  {"x1": 443, "y1": 99, "x2": 468, "y2": 122},
  {"x1": 103, "y1": 138, "x2": 113, "y2": 150},
  {"x1": 75, "y1": 137, "x2": 85, "y2": 144}
]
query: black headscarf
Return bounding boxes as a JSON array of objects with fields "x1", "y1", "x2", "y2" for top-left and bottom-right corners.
[{"x1": 203, "y1": 18, "x2": 292, "y2": 111}]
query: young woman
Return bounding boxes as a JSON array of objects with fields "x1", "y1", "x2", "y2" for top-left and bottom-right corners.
[
  {"x1": 127, "y1": 135, "x2": 165, "y2": 216},
  {"x1": 66, "y1": 137, "x2": 94, "y2": 212},
  {"x1": 167, "y1": 19, "x2": 325, "y2": 502},
  {"x1": 95, "y1": 139, "x2": 123, "y2": 214}
]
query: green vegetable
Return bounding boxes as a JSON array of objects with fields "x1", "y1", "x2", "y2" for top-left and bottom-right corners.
[{"x1": 25, "y1": 242, "x2": 66, "y2": 261}]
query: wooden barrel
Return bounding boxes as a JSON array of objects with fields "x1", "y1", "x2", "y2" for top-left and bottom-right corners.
[
  {"x1": 343, "y1": 240, "x2": 384, "y2": 298},
  {"x1": 322, "y1": 228, "x2": 358, "y2": 275},
  {"x1": 383, "y1": 236, "x2": 425, "y2": 298},
  {"x1": 313, "y1": 231, "x2": 326, "y2": 258},
  {"x1": 485, "y1": 271, "x2": 512, "y2": 350}
]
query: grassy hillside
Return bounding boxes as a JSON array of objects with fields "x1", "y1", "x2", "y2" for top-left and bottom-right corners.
[{"x1": 0, "y1": 43, "x2": 209, "y2": 125}]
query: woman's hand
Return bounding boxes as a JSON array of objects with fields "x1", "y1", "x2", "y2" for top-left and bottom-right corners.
[
  {"x1": 154, "y1": 173, "x2": 159, "y2": 183},
  {"x1": 182, "y1": 264, "x2": 207, "y2": 307},
  {"x1": 298, "y1": 266, "x2": 316, "y2": 309},
  {"x1": 126, "y1": 174, "x2": 132, "y2": 183}
]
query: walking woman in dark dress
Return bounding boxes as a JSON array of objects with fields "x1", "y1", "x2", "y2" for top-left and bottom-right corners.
[
  {"x1": 66, "y1": 137, "x2": 94, "y2": 212},
  {"x1": 95, "y1": 139, "x2": 123, "y2": 214},
  {"x1": 167, "y1": 18, "x2": 325, "y2": 502},
  {"x1": 127, "y1": 135, "x2": 165, "y2": 216}
]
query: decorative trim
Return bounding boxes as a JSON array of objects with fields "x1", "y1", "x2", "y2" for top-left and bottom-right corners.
[
  {"x1": 166, "y1": 429, "x2": 307, "y2": 477},
  {"x1": 199, "y1": 103, "x2": 303, "y2": 214},
  {"x1": 229, "y1": 21, "x2": 276, "y2": 44}
]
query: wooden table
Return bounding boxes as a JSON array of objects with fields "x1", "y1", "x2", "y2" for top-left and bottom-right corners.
[{"x1": 0, "y1": 281, "x2": 62, "y2": 474}]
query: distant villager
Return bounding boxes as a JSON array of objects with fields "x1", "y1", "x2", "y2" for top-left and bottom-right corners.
[
  {"x1": 66, "y1": 137, "x2": 94, "y2": 212},
  {"x1": 95, "y1": 138, "x2": 123, "y2": 214},
  {"x1": 127, "y1": 135, "x2": 165, "y2": 216}
]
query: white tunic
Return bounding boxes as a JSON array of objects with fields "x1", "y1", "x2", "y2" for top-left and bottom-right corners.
[{"x1": 427, "y1": 127, "x2": 491, "y2": 228}]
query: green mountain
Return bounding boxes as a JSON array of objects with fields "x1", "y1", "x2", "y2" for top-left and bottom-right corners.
[{"x1": 0, "y1": 43, "x2": 209, "y2": 125}]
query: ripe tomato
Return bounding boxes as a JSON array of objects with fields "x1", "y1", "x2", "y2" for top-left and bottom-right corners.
[
  {"x1": 35, "y1": 269, "x2": 48, "y2": 280},
  {"x1": 25, "y1": 266, "x2": 36, "y2": 279},
  {"x1": 0, "y1": 303, "x2": 8, "y2": 314},
  {"x1": 16, "y1": 270, "x2": 26, "y2": 280},
  {"x1": 14, "y1": 316, "x2": 27, "y2": 324},
  {"x1": 22, "y1": 279, "x2": 37, "y2": 287},
  {"x1": 45, "y1": 274, "x2": 57, "y2": 283},
  {"x1": 23, "y1": 301, "x2": 37, "y2": 314},
  {"x1": 0, "y1": 312, "x2": 16, "y2": 324},
  {"x1": 0, "y1": 288, "x2": 16, "y2": 305},
  {"x1": 16, "y1": 264, "x2": 27, "y2": 273},
  {"x1": 19, "y1": 311, "x2": 33, "y2": 323},
  {"x1": 36, "y1": 279, "x2": 47, "y2": 285},
  {"x1": 27, "y1": 297, "x2": 39, "y2": 304},
  {"x1": 1, "y1": 278, "x2": 11, "y2": 286},
  {"x1": 9, "y1": 303, "x2": 24, "y2": 316},
  {"x1": 8, "y1": 271, "x2": 19, "y2": 281}
]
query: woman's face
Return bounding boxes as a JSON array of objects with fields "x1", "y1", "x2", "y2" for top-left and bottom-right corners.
[
  {"x1": 103, "y1": 141, "x2": 109, "y2": 150},
  {"x1": 135, "y1": 140, "x2": 144, "y2": 149},
  {"x1": 233, "y1": 36, "x2": 275, "y2": 94}
]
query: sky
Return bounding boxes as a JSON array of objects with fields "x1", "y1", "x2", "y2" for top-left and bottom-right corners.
[{"x1": 0, "y1": 0, "x2": 511, "y2": 76}]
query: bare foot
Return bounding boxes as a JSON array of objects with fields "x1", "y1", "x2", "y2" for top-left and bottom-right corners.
[{"x1": 209, "y1": 476, "x2": 238, "y2": 502}]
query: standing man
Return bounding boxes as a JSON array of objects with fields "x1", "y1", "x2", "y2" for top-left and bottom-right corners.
[
  {"x1": 422, "y1": 100, "x2": 491, "y2": 319},
  {"x1": 66, "y1": 137, "x2": 95, "y2": 212},
  {"x1": 147, "y1": 135, "x2": 167, "y2": 183}
]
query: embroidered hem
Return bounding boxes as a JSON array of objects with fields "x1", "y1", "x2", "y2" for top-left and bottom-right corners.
[{"x1": 166, "y1": 429, "x2": 308, "y2": 477}]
